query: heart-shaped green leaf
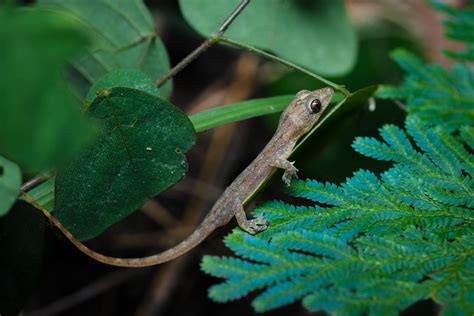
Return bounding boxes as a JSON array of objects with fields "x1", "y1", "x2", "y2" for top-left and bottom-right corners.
[
  {"x1": 55, "y1": 88, "x2": 196, "y2": 240},
  {"x1": 0, "y1": 156, "x2": 21, "y2": 216},
  {"x1": 179, "y1": 0, "x2": 357, "y2": 76}
]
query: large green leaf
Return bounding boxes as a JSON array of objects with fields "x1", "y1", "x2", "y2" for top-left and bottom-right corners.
[
  {"x1": 179, "y1": 0, "x2": 357, "y2": 76},
  {"x1": 54, "y1": 88, "x2": 196, "y2": 240},
  {"x1": 0, "y1": 156, "x2": 21, "y2": 216},
  {"x1": 0, "y1": 8, "x2": 96, "y2": 172},
  {"x1": 38, "y1": 0, "x2": 172, "y2": 99}
]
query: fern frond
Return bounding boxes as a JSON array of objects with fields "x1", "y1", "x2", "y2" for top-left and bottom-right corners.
[
  {"x1": 251, "y1": 259, "x2": 358, "y2": 313},
  {"x1": 223, "y1": 230, "x2": 289, "y2": 264},
  {"x1": 405, "y1": 118, "x2": 461, "y2": 176},
  {"x1": 304, "y1": 281, "x2": 430, "y2": 316},
  {"x1": 431, "y1": 1, "x2": 474, "y2": 62},
  {"x1": 341, "y1": 170, "x2": 391, "y2": 206},
  {"x1": 377, "y1": 49, "x2": 474, "y2": 130},
  {"x1": 251, "y1": 201, "x2": 327, "y2": 239},
  {"x1": 201, "y1": 256, "x2": 265, "y2": 279},
  {"x1": 460, "y1": 126, "x2": 474, "y2": 150},
  {"x1": 273, "y1": 231, "x2": 356, "y2": 259},
  {"x1": 208, "y1": 279, "x2": 262, "y2": 302},
  {"x1": 354, "y1": 125, "x2": 435, "y2": 172},
  {"x1": 288, "y1": 180, "x2": 347, "y2": 206},
  {"x1": 203, "y1": 122, "x2": 473, "y2": 314},
  {"x1": 351, "y1": 136, "x2": 397, "y2": 161}
]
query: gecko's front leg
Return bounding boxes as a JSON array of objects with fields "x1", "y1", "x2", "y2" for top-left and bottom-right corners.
[
  {"x1": 233, "y1": 198, "x2": 269, "y2": 235},
  {"x1": 271, "y1": 158, "x2": 299, "y2": 186}
]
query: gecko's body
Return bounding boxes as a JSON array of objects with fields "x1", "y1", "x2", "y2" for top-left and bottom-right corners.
[{"x1": 25, "y1": 87, "x2": 334, "y2": 267}]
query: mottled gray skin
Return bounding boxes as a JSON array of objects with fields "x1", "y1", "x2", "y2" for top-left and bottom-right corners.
[{"x1": 53, "y1": 88, "x2": 334, "y2": 267}]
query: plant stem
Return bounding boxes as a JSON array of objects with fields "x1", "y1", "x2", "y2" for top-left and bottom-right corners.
[
  {"x1": 218, "y1": 0, "x2": 250, "y2": 34},
  {"x1": 218, "y1": 37, "x2": 351, "y2": 96},
  {"x1": 156, "y1": 0, "x2": 250, "y2": 88},
  {"x1": 156, "y1": 39, "x2": 216, "y2": 88},
  {"x1": 21, "y1": 175, "x2": 46, "y2": 192}
]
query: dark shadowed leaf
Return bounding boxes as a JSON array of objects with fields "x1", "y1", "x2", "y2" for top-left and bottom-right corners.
[
  {"x1": 38, "y1": 0, "x2": 172, "y2": 99},
  {"x1": 179, "y1": 0, "x2": 357, "y2": 76},
  {"x1": 0, "y1": 8, "x2": 96, "y2": 172},
  {"x1": 55, "y1": 88, "x2": 195, "y2": 240}
]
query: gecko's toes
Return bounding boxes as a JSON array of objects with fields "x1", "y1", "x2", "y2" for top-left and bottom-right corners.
[
  {"x1": 282, "y1": 163, "x2": 299, "y2": 186},
  {"x1": 245, "y1": 215, "x2": 270, "y2": 234},
  {"x1": 282, "y1": 172, "x2": 297, "y2": 186}
]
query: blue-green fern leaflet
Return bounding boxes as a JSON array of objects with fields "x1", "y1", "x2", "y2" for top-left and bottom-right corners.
[
  {"x1": 376, "y1": 1, "x2": 474, "y2": 132},
  {"x1": 202, "y1": 119, "x2": 474, "y2": 315},
  {"x1": 431, "y1": 1, "x2": 474, "y2": 62},
  {"x1": 377, "y1": 49, "x2": 474, "y2": 132}
]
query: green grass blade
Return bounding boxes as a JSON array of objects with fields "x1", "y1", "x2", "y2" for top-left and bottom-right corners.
[{"x1": 189, "y1": 95, "x2": 294, "y2": 133}]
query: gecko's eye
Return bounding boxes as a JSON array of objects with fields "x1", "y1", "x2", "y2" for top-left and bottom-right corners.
[{"x1": 305, "y1": 97, "x2": 322, "y2": 114}]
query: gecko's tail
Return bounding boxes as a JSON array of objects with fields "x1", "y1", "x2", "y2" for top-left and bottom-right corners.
[{"x1": 22, "y1": 192, "x2": 212, "y2": 268}]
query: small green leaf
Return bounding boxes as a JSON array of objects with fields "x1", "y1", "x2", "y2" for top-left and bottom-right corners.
[
  {"x1": 55, "y1": 87, "x2": 196, "y2": 240},
  {"x1": 0, "y1": 156, "x2": 21, "y2": 216},
  {"x1": 179, "y1": 0, "x2": 357, "y2": 76},
  {"x1": 85, "y1": 69, "x2": 160, "y2": 105},
  {"x1": 38, "y1": 0, "x2": 172, "y2": 98},
  {"x1": 0, "y1": 8, "x2": 96, "y2": 172}
]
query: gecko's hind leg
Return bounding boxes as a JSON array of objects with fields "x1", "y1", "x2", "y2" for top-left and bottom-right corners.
[
  {"x1": 233, "y1": 198, "x2": 269, "y2": 235},
  {"x1": 271, "y1": 158, "x2": 298, "y2": 186}
]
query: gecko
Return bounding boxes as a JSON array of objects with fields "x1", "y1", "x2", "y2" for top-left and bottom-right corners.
[{"x1": 23, "y1": 87, "x2": 334, "y2": 268}]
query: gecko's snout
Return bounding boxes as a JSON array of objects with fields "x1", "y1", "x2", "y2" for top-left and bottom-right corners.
[
  {"x1": 320, "y1": 87, "x2": 334, "y2": 105},
  {"x1": 310, "y1": 87, "x2": 334, "y2": 99},
  {"x1": 321, "y1": 87, "x2": 334, "y2": 97}
]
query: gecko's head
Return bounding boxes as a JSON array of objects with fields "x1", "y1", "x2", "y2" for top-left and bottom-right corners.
[{"x1": 280, "y1": 87, "x2": 334, "y2": 136}]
